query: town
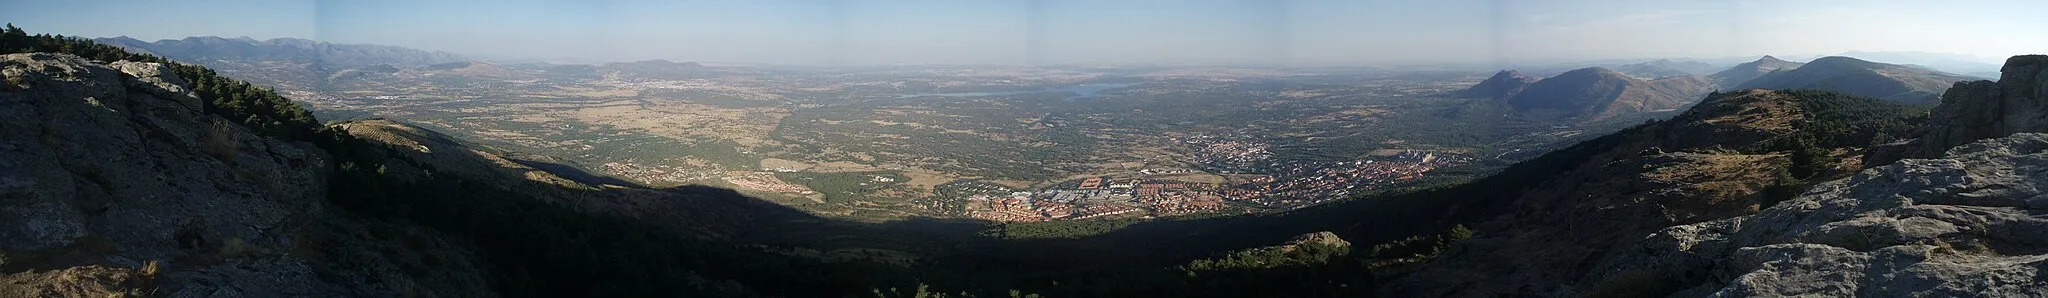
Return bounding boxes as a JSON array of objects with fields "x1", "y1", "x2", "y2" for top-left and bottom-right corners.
[{"x1": 941, "y1": 149, "x2": 1467, "y2": 222}]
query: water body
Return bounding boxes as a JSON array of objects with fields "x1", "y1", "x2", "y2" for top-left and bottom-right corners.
[{"x1": 899, "y1": 83, "x2": 1136, "y2": 101}]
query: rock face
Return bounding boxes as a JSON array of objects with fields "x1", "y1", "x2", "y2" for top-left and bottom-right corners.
[
  {"x1": 1456, "y1": 70, "x2": 1537, "y2": 99},
  {"x1": 1736, "y1": 56, "x2": 1974, "y2": 106},
  {"x1": 0, "y1": 53, "x2": 487, "y2": 297},
  {"x1": 0, "y1": 52, "x2": 324, "y2": 255},
  {"x1": 1583, "y1": 133, "x2": 2048, "y2": 297},
  {"x1": 1709, "y1": 55, "x2": 1804, "y2": 89},
  {"x1": 1504, "y1": 67, "x2": 1713, "y2": 121},
  {"x1": 1892, "y1": 55, "x2": 2048, "y2": 161}
]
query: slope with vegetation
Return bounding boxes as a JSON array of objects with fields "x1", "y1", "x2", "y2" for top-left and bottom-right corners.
[
  {"x1": 0, "y1": 40, "x2": 490, "y2": 297},
  {"x1": 1454, "y1": 70, "x2": 1536, "y2": 99},
  {"x1": 1380, "y1": 88, "x2": 1927, "y2": 296}
]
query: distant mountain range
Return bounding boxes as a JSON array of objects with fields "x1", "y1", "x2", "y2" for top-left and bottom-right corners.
[
  {"x1": 1708, "y1": 55, "x2": 1804, "y2": 88},
  {"x1": 1612, "y1": 59, "x2": 1721, "y2": 79},
  {"x1": 1510, "y1": 67, "x2": 1712, "y2": 120},
  {"x1": 1493, "y1": 51, "x2": 2001, "y2": 81},
  {"x1": 1458, "y1": 67, "x2": 1713, "y2": 121},
  {"x1": 1454, "y1": 70, "x2": 1537, "y2": 99},
  {"x1": 92, "y1": 36, "x2": 467, "y2": 67},
  {"x1": 85, "y1": 37, "x2": 740, "y2": 91},
  {"x1": 1464, "y1": 55, "x2": 1981, "y2": 119},
  {"x1": 1836, "y1": 50, "x2": 2004, "y2": 78},
  {"x1": 1734, "y1": 56, "x2": 1974, "y2": 106}
]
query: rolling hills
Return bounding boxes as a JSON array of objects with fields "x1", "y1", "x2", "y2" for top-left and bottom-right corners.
[
  {"x1": 1500, "y1": 67, "x2": 1713, "y2": 121},
  {"x1": 1453, "y1": 70, "x2": 1536, "y2": 99},
  {"x1": 1613, "y1": 58, "x2": 1720, "y2": 79},
  {"x1": 1735, "y1": 56, "x2": 1975, "y2": 105},
  {"x1": 1708, "y1": 55, "x2": 1805, "y2": 88}
]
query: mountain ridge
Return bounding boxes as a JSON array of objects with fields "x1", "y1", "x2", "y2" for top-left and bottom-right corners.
[
  {"x1": 1501, "y1": 66, "x2": 1712, "y2": 121},
  {"x1": 1454, "y1": 70, "x2": 1536, "y2": 99},
  {"x1": 1613, "y1": 58, "x2": 1720, "y2": 79},
  {"x1": 1709, "y1": 55, "x2": 1805, "y2": 88},
  {"x1": 1735, "y1": 56, "x2": 1973, "y2": 106}
]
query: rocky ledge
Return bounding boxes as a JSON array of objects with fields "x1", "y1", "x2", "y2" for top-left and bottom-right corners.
[{"x1": 1588, "y1": 133, "x2": 2048, "y2": 297}]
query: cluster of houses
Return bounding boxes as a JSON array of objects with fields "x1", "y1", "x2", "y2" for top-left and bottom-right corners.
[{"x1": 964, "y1": 177, "x2": 1231, "y2": 222}]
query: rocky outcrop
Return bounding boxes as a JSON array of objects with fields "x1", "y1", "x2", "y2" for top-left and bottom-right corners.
[
  {"x1": 106, "y1": 60, "x2": 202, "y2": 111},
  {"x1": 0, "y1": 53, "x2": 488, "y2": 296},
  {"x1": 1881, "y1": 55, "x2": 2048, "y2": 163},
  {"x1": 1582, "y1": 133, "x2": 2048, "y2": 297}
]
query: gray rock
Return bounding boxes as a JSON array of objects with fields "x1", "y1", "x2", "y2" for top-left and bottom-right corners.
[
  {"x1": 108, "y1": 60, "x2": 203, "y2": 111},
  {"x1": 1587, "y1": 133, "x2": 2048, "y2": 297}
]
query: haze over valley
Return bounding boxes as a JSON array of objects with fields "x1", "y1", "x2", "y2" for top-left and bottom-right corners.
[{"x1": 5, "y1": 1, "x2": 2048, "y2": 297}]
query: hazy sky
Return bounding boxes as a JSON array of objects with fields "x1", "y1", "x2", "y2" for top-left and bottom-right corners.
[{"x1": 4, "y1": 0, "x2": 2043, "y2": 66}]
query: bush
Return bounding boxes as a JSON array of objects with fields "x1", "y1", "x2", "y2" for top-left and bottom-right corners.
[
  {"x1": 200, "y1": 120, "x2": 239, "y2": 165},
  {"x1": 2, "y1": 74, "x2": 21, "y2": 91}
]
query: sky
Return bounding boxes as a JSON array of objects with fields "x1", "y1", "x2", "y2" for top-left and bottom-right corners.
[{"x1": 3, "y1": 0, "x2": 2044, "y2": 66}]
